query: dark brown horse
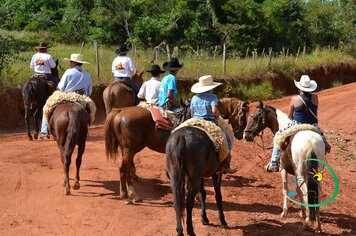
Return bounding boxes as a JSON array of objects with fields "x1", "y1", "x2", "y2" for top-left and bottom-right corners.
[
  {"x1": 48, "y1": 102, "x2": 90, "y2": 195},
  {"x1": 102, "y1": 71, "x2": 144, "y2": 115},
  {"x1": 104, "y1": 98, "x2": 249, "y2": 203},
  {"x1": 166, "y1": 126, "x2": 231, "y2": 236},
  {"x1": 244, "y1": 101, "x2": 325, "y2": 233},
  {"x1": 22, "y1": 60, "x2": 59, "y2": 140}
]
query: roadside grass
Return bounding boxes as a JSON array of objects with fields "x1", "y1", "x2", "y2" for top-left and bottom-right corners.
[{"x1": 0, "y1": 36, "x2": 354, "y2": 100}]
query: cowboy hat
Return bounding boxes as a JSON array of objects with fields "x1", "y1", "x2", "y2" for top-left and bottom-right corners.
[
  {"x1": 163, "y1": 57, "x2": 183, "y2": 71},
  {"x1": 191, "y1": 75, "x2": 222, "y2": 94},
  {"x1": 63, "y1": 53, "x2": 90, "y2": 64},
  {"x1": 115, "y1": 45, "x2": 129, "y2": 55},
  {"x1": 147, "y1": 64, "x2": 165, "y2": 74},
  {"x1": 294, "y1": 75, "x2": 317, "y2": 92},
  {"x1": 35, "y1": 42, "x2": 49, "y2": 49}
]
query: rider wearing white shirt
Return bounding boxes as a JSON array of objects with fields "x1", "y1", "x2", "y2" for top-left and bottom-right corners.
[
  {"x1": 137, "y1": 64, "x2": 165, "y2": 105},
  {"x1": 30, "y1": 42, "x2": 58, "y2": 86},
  {"x1": 112, "y1": 45, "x2": 139, "y2": 104}
]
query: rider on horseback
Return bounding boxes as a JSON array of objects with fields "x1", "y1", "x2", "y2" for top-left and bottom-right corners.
[
  {"x1": 40, "y1": 53, "x2": 92, "y2": 139},
  {"x1": 137, "y1": 64, "x2": 165, "y2": 106},
  {"x1": 158, "y1": 58, "x2": 183, "y2": 111},
  {"x1": 112, "y1": 45, "x2": 140, "y2": 104},
  {"x1": 30, "y1": 42, "x2": 58, "y2": 87},
  {"x1": 190, "y1": 75, "x2": 237, "y2": 174},
  {"x1": 266, "y1": 75, "x2": 331, "y2": 172}
]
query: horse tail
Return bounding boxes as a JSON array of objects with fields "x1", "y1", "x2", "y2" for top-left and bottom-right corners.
[
  {"x1": 63, "y1": 112, "x2": 78, "y2": 155},
  {"x1": 104, "y1": 109, "x2": 121, "y2": 161},
  {"x1": 22, "y1": 81, "x2": 33, "y2": 105},
  {"x1": 307, "y1": 150, "x2": 319, "y2": 221},
  {"x1": 167, "y1": 134, "x2": 186, "y2": 226}
]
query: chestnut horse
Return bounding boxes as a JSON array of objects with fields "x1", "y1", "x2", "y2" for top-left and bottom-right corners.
[
  {"x1": 48, "y1": 102, "x2": 90, "y2": 195},
  {"x1": 22, "y1": 60, "x2": 59, "y2": 140},
  {"x1": 102, "y1": 71, "x2": 144, "y2": 115},
  {"x1": 104, "y1": 98, "x2": 249, "y2": 204},
  {"x1": 244, "y1": 101, "x2": 325, "y2": 233}
]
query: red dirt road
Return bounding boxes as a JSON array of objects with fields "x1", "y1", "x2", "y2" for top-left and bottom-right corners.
[{"x1": 0, "y1": 83, "x2": 355, "y2": 236}]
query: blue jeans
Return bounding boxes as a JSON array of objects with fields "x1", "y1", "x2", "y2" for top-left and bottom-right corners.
[
  {"x1": 41, "y1": 114, "x2": 48, "y2": 134},
  {"x1": 115, "y1": 77, "x2": 140, "y2": 105}
]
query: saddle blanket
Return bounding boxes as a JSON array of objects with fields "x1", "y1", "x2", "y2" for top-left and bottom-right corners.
[
  {"x1": 138, "y1": 101, "x2": 176, "y2": 130},
  {"x1": 43, "y1": 91, "x2": 96, "y2": 124},
  {"x1": 274, "y1": 123, "x2": 321, "y2": 149},
  {"x1": 174, "y1": 117, "x2": 232, "y2": 162}
]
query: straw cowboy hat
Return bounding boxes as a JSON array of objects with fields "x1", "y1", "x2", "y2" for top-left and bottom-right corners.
[
  {"x1": 35, "y1": 42, "x2": 49, "y2": 49},
  {"x1": 191, "y1": 75, "x2": 222, "y2": 94},
  {"x1": 147, "y1": 64, "x2": 165, "y2": 74},
  {"x1": 115, "y1": 45, "x2": 129, "y2": 55},
  {"x1": 63, "y1": 53, "x2": 90, "y2": 64},
  {"x1": 163, "y1": 57, "x2": 183, "y2": 71},
  {"x1": 294, "y1": 75, "x2": 317, "y2": 92}
]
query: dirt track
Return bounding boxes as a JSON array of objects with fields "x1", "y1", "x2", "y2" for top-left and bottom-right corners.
[{"x1": 0, "y1": 83, "x2": 355, "y2": 236}]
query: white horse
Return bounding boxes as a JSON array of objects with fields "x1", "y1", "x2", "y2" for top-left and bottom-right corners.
[{"x1": 244, "y1": 101, "x2": 325, "y2": 233}]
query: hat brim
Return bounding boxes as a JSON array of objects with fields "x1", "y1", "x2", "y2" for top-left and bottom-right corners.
[
  {"x1": 36, "y1": 46, "x2": 49, "y2": 49},
  {"x1": 294, "y1": 80, "x2": 317, "y2": 92},
  {"x1": 147, "y1": 69, "x2": 165, "y2": 74},
  {"x1": 115, "y1": 49, "x2": 129, "y2": 54},
  {"x1": 191, "y1": 82, "x2": 222, "y2": 94},
  {"x1": 63, "y1": 58, "x2": 90, "y2": 64},
  {"x1": 163, "y1": 64, "x2": 183, "y2": 71}
]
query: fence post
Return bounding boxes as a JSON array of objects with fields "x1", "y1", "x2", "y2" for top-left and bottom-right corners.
[
  {"x1": 222, "y1": 42, "x2": 226, "y2": 75},
  {"x1": 166, "y1": 44, "x2": 171, "y2": 60},
  {"x1": 79, "y1": 42, "x2": 85, "y2": 53},
  {"x1": 296, "y1": 46, "x2": 300, "y2": 61},
  {"x1": 268, "y1": 47, "x2": 273, "y2": 69},
  {"x1": 302, "y1": 45, "x2": 306, "y2": 59},
  {"x1": 94, "y1": 41, "x2": 100, "y2": 81},
  {"x1": 245, "y1": 48, "x2": 249, "y2": 59}
]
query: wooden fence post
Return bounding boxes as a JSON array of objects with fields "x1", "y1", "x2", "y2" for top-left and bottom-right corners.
[
  {"x1": 303, "y1": 46, "x2": 306, "y2": 59},
  {"x1": 296, "y1": 46, "x2": 300, "y2": 61},
  {"x1": 166, "y1": 44, "x2": 171, "y2": 60},
  {"x1": 94, "y1": 41, "x2": 100, "y2": 81},
  {"x1": 222, "y1": 42, "x2": 226, "y2": 75},
  {"x1": 79, "y1": 42, "x2": 85, "y2": 53},
  {"x1": 245, "y1": 48, "x2": 249, "y2": 59},
  {"x1": 268, "y1": 47, "x2": 273, "y2": 69}
]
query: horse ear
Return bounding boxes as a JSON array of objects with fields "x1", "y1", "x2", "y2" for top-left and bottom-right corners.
[{"x1": 258, "y1": 100, "x2": 263, "y2": 108}]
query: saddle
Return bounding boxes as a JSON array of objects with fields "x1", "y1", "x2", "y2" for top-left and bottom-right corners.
[{"x1": 148, "y1": 106, "x2": 174, "y2": 131}]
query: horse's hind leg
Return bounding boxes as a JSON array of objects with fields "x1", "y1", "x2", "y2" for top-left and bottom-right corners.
[
  {"x1": 33, "y1": 107, "x2": 42, "y2": 139},
  {"x1": 186, "y1": 179, "x2": 200, "y2": 236},
  {"x1": 73, "y1": 141, "x2": 85, "y2": 191},
  {"x1": 280, "y1": 169, "x2": 289, "y2": 218},
  {"x1": 212, "y1": 174, "x2": 228, "y2": 229},
  {"x1": 199, "y1": 179, "x2": 209, "y2": 225},
  {"x1": 24, "y1": 106, "x2": 33, "y2": 141}
]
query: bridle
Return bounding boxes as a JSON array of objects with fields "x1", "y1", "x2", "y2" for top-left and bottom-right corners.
[
  {"x1": 244, "y1": 106, "x2": 266, "y2": 138},
  {"x1": 228, "y1": 102, "x2": 249, "y2": 134}
]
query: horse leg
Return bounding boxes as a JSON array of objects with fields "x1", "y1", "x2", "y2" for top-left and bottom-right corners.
[
  {"x1": 62, "y1": 151, "x2": 72, "y2": 195},
  {"x1": 212, "y1": 174, "x2": 228, "y2": 228},
  {"x1": 280, "y1": 169, "x2": 289, "y2": 218},
  {"x1": 186, "y1": 179, "x2": 200, "y2": 236},
  {"x1": 24, "y1": 106, "x2": 33, "y2": 141},
  {"x1": 125, "y1": 153, "x2": 142, "y2": 203},
  {"x1": 199, "y1": 179, "x2": 209, "y2": 225},
  {"x1": 296, "y1": 185, "x2": 306, "y2": 219},
  {"x1": 33, "y1": 107, "x2": 42, "y2": 139},
  {"x1": 73, "y1": 141, "x2": 85, "y2": 190},
  {"x1": 296, "y1": 172, "x2": 312, "y2": 231}
]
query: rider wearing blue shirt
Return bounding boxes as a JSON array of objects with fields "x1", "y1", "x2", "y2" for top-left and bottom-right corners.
[{"x1": 158, "y1": 58, "x2": 183, "y2": 111}]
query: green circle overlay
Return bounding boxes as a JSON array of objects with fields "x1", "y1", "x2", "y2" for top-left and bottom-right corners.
[{"x1": 286, "y1": 158, "x2": 339, "y2": 207}]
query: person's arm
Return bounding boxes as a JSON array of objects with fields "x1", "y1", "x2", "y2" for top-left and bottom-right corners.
[
  {"x1": 287, "y1": 97, "x2": 296, "y2": 120},
  {"x1": 128, "y1": 58, "x2": 136, "y2": 75},
  {"x1": 30, "y1": 55, "x2": 35, "y2": 69},
  {"x1": 57, "y1": 71, "x2": 68, "y2": 91},
  {"x1": 49, "y1": 56, "x2": 56, "y2": 68},
  {"x1": 137, "y1": 83, "x2": 146, "y2": 99},
  {"x1": 167, "y1": 90, "x2": 180, "y2": 106}
]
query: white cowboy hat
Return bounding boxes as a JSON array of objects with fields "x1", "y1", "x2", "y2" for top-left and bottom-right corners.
[
  {"x1": 63, "y1": 53, "x2": 90, "y2": 64},
  {"x1": 191, "y1": 75, "x2": 222, "y2": 94},
  {"x1": 294, "y1": 75, "x2": 317, "y2": 92}
]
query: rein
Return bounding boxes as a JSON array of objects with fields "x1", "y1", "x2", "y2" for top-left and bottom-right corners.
[{"x1": 244, "y1": 106, "x2": 266, "y2": 137}]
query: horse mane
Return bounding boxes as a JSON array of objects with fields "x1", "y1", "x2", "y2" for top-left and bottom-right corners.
[
  {"x1": 264, "y1": 105, "x2": 291, "y2": 130},
  {"x1": 218, "y1": 97, "x2": 241, "y2": 118}
]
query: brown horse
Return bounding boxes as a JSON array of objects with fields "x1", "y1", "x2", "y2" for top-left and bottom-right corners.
[
  {"x1": 244, "y1": 101, "x2": 325, "y2": 233},
  {"x1": 102, "y1": 71, "x2": 144, "y2": 115},
  {"x1": 48, "y1": 102, "x2": 90, "y2": 195},
  {"x1": 22, "y1": 60, "x2": 59, "y2": 140},
  {"x1": 104, "y1": 98, "x2": 249, "y2": 203}
]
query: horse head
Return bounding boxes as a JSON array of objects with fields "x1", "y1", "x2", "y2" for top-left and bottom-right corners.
[
  {"x1": 244, "y1": 101, "x2": 267, "y2": 141},
  {"x1": 132, "y1": 69, "x2": 144, "y2": 87},
  {"x1": 228, "y1": 100, "x2": 250, "y2": 140}
]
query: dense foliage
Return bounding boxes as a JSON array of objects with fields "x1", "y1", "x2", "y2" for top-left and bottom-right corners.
[{"x1": 0, "y1": 0, "x2": 355, "y2": 53}]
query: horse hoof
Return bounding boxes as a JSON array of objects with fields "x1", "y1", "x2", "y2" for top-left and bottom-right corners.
[
  {"x1": 28, "y1": 136, "x2": 33, "y2": 141},
  {"x1": 281, "y1": 211, "x2": 288, "y2": 218},
  {"x1": 34, "y1": 133, "x2": 38, "y2": 139},
  {"x1": 202, "y1": 219, "x2": 209, "y2": 225},
  {"x1": 65, "y1": 189, "x2": 71, "y2": 195},
  {"x1": 220, "y1": 224, "x2": 228, "y2": 229},
  {"x1": 73, "y1": 182, "x2": 80, "y2": 190},
  {"x1": 133, "y1": 198, "x2": 143, "y2": 203},
  {"x1": 124, "y1": 199, "x2": 133, "y2": 205},
  {"x1": 302, "y1": 222, "x2": 313, "y2": 231}
]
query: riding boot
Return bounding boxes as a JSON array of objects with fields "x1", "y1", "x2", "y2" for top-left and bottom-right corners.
[{"x1": 220, "y1": 154, "x2": 237, "y2": 174}]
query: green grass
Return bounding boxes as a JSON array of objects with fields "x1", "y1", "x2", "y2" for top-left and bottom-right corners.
[{"x1": 0, "y1": 36, "x2": 355, "y2": 100}]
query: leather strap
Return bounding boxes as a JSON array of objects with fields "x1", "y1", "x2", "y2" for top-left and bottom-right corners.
[{"x1": 297, "y1": 95, "x2": 318, "y2": 120}]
